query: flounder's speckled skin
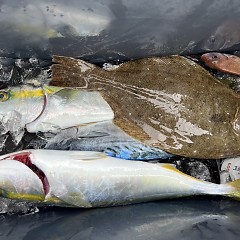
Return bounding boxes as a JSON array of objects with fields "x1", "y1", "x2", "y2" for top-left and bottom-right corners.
[{"x1": 51, "y1": 55, "x2": 240, "y2": 159}]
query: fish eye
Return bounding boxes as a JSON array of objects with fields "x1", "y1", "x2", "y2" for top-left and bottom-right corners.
[
  {"x1": 212, "y1": 54, "x2": 218, "y2": 60},
  {"x1": 0, "y1": 91, "x2": 9, "y2": 102}
]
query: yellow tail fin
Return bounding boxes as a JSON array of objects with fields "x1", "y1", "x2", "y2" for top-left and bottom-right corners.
[{"x1": 226, "y1": 179, "x2": 240, "y2": 200}]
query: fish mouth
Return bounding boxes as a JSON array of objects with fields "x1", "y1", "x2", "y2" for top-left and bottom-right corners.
[{"x1": 1, "y1": 152, "x2": 49, "y2": 195}]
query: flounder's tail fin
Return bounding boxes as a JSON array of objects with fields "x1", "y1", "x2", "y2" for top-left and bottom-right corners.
[
  {"x1": 51, "y1": 55, "x2": 97, "y2": 87},
  {"x1": 225, "y1": 179, "x2": 240, "y2": 200}
]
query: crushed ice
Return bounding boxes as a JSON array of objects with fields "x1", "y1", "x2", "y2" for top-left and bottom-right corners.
[{"x1": 0, "y1": 197, "x2": 39, "y2": 215}]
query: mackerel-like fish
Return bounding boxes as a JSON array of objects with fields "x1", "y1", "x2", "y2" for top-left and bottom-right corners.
[
  {"x1": 45, "y1": 121, "x2": 173, "y2": 160},
  {"x1": 50, "y1": 55, "x2": 240, "y2": 159},
  {"x1": 0, "y1": 149, "x2": 239, "y2": 208}
]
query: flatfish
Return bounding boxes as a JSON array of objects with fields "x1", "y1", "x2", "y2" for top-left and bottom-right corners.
[{"x1": 50, "y1": 55, "x2": 240, "y2": 159}]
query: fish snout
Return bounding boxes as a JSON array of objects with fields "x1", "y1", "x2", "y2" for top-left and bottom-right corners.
[{"x1": 201, "y1": 52, "x2": 224, "y2": 68}]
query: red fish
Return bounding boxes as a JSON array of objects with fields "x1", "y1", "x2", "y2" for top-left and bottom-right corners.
[{"x1": 201, "y1": 52, "x2": 240, "y2": 76}]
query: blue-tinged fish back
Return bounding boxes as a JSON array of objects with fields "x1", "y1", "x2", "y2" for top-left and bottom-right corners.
[
  {"x1": 45, "y1": 121, "x2": 174, "y2": 161},
  {"x1": 103, "y1": 143, "x2": 173, "y2": 160}
]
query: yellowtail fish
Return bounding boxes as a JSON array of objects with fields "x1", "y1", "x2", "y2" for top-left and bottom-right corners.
[
  {"x1": 50, "y1": 55, "x2": 240, "y2": 159},
  {"x1": 0, "y1": 150, "x2": 239, "y2": 208},
  {"x1": 201, "y1": 52, "x2": 240, "y2": 76}
]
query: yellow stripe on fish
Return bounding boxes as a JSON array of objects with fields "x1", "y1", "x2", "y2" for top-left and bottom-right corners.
[
  {"x1": 0, "y1": 189, "x2": 44, "y2": 202},
  {"x1": 10, "y1": 89, "x2": 45, "y2": 99},
  {"x1": 227, "y1": 179, "x2": 240, "y2": 200},
  {"x1": 10, "y1": 86, "x2": 62, "y2": 99},
  {"x1": 6, "y1": 192, "x2": 45, "y2": 202}
]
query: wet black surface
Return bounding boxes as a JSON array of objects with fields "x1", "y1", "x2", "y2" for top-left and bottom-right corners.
[
  {"x1": 1, "y1": 199, "x2": 240, "y2": 240},
  {"x1": 0, "y1": 0, "x2": 240, "y2": 60}
]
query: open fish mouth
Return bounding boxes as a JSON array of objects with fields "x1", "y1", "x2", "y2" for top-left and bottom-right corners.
[{"x1": 0, "y1": 151, "x2": 49, "y2": 196}]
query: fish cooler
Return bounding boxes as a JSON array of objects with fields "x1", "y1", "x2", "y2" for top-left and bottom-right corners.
[{"x1": 0, "y1": 1, "x2": 240, "y2": 239}]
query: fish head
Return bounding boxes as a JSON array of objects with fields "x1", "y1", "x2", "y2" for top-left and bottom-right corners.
[
  {"x1": 0, "y1": 85, "x2": 45, "y2": 123},
  {"x1": 0, "y1": 151, "x2": 45, "y2": 202},
  {"x1": 201, "y1": 52, "x2": 229, "y2": 70},
  {"x1": 0, "y1": 85, "x2": 45, "y2": 143},
  {"x1": 0, "y1": 149, "x2": 104, "y2": 207}
]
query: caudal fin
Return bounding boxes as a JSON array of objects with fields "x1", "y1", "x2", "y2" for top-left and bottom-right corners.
[
  {"x1": 225, "y1": 179, "x2": 240, "y2": 200},
  {"x1": 50, "y1": 55, "x2": 96, "y2": 87}
]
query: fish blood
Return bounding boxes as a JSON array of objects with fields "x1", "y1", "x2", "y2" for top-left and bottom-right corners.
[{"x1": 3, "y1": 152, "x2": 49, "y2": 195}]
